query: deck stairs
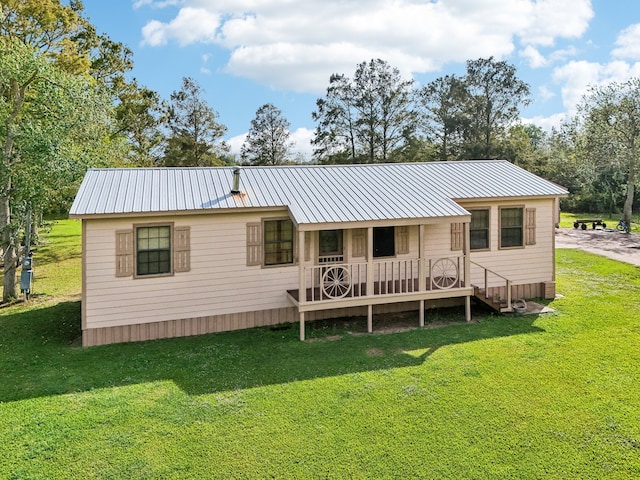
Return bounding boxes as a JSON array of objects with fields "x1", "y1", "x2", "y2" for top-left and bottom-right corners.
[
  {"x1": 470, "y1": 261, "x2": 513, "y2": 313},
  {"x1": 472, "y1": 286, "x2": 512, "y2": 313}
]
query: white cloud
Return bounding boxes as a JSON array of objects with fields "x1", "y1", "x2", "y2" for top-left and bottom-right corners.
[
  {"x1": 133, "y1": 0, "x2": 181, "y2": 9},
  {"x1": 538, "y1": 85, "x2": 555, "y2": 102},
  {"x1": 227, "y1": 128, "x2": 314, "y2": 161},
  {"x1": 522, "y1": 112, "x2": 568, "y2": 132},
  {"x1": 141, "y1": 8, "x2": 221, "y2": 47},
  {"x1": 140, "y1": 0, "x2": 594, "y2": 92},
  {"x1": 518, "y1": 0, "x2": 592, "y2": 46},
  {"x1": 227, "y1": 133, "x2": 247, "y2": 155},
  {"x1": 521, "y1": 46, "x2": 548, "y2": 68},
  {"x1": 553, "y1": 60, "x2": 640, "y2": 113},
  {"x1": 612, "y1": 24, "x2": 640, "y2": 60}
]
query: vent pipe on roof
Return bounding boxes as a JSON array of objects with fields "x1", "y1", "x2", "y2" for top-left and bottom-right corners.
[{"x1": 231, "y1": 166, "x2": 241, "y2": 194}]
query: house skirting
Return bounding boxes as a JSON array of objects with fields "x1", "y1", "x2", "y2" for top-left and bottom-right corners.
[{"x1": 82, "y1": 281, "x2": 554, "y2": 346}]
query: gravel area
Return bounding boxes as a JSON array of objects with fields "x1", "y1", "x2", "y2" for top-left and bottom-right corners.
[{"x1": 555, "y1": 227, "x2": 640, "y2": 266}]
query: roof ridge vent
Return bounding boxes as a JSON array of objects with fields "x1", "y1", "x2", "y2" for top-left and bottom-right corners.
[{"x1": 231, "y1": 166, "x2": 241, "y2": 194}]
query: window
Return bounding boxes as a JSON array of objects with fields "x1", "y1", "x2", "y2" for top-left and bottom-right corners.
[
  {"x1": 264, "y1": 219, "x2": 294, "y2": 266},
  {"x1": 500, "y1": 207, "x2": 523, "y2": 248},
  {"x1": 373, "y1": 226, "x2": 395, "y2": 257},
  {"x1": 137, "y1": 226, "x2": 171, "y2": 275},
  {"x1": 319, "y1": 230, "x2": 343, "y2": 256},
  {"x1": 115, "y1": 224, "x2": 190, "y2": 278},
  {"x1": 470, "y1": 209, "x2": 490, "y2": 250}
]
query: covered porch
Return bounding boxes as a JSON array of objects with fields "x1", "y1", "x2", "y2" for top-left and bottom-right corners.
[{"x1": 289, "y1": 221, "x2": 475, "y2": 340}]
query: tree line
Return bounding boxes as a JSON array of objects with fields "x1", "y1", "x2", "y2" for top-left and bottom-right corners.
[{"x1": 1, "y1": 0, "x2": 639, "y2": 301}]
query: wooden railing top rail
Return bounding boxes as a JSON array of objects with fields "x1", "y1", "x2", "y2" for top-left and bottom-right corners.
[{"x1": 470, "y1": 260, "x2": 510, "y2": 283}]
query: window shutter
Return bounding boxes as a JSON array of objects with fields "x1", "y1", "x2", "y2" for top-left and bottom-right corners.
[
  {"x1": 352, "y1": 228, "x2": 366, "y2": 258},
  {"x1": 525, "y1": 208, "x2": 536, "y2": 245},
  {"x1": 450, "y1": 223, "x2": 463, "y2": 251},
  {"x1": 246, "y1": 222, "x2": 262, "y2": 266},
  {"x1": 115, "y1": 230, "x2": 134, "y2": 277},
  {"x1": 174, "y1": 226, "x2": 191, "y2": 272},
  {"x1": 304, "y1": 232, "x2": 310, "y2": 262},
  {"x1": 396, "y1": 226, "x2": 409, "y2": 254}
]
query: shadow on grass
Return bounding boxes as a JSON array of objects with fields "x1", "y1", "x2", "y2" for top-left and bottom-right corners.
[{"x1": 0, "y1": 301, "x2": 545, "y2": 402}]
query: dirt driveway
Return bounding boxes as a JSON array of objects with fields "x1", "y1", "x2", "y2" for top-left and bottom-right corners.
[{"x1": 555, "y1": 227, "x2": 640, "y2": 266}]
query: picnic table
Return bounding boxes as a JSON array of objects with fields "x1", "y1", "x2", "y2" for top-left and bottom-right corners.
[{"x1": 573, "y1": 218, "x2": 606, "y2": 230}]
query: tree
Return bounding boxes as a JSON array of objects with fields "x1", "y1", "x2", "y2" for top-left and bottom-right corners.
[
  {"x1": 241, "y1": 103, "x2": 292, "y2": 165},
  {"x1": 1, "y1": 38, "x2": 115, "y2": 301},
  {"x1": 161, "y1": 77, "x2": 228, "y2": 167},
  {"x1": 312, "y1": 59, "x2": 417, "y2": 164},
  {"x1": 1, "y1": 0, "x2": 132, "y2": 302},
  {"x1": 462, "y1": 57, "x2": 531, "y2": 158},
  {"x1": 311, "y1": 74, "x2": 357, "y2": 163},
  {"x1": 577, "y1": 78, "x2": 640, "y2": 224},
  {"x1": 418, "y1": 74, "x2": 469, "y2": 160},
  {"x1": 113, "y1": 78, "x2": 166, "y2": 166}
]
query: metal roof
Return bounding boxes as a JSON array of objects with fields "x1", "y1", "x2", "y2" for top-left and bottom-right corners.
[{"x1": 69, "y1": 160, "x2": 568, "y2": 225}]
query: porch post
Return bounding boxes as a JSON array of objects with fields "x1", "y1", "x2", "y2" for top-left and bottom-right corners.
[
  {"x1": 367, "y1": 305, "x2": 373, "y2": 333},
  {"x1": 419, "y1": 299, "x2": 425, "y2": 327},
  {"x1": 300, "y1": 311, "x2": 306, "y2": 340},
  {"x1": 366, "y1": 227, "x2": 373, "y2": 295},
  {"x1": 299, "y1": 229, "x2": 306, "y2": 340},
  {"x1": 464, "y1": 222, "x2": 472, "y2": 323},
  {"x1": 463, "y1": 221, "x2": 471, "y2": 287},
  {"x1": 418, "y1": 224, "x2": 426, "y2": 292},
  {"x1": 465, "y1": 296, "x2": 471, "y2": 322},
  {"x1": 298, "y1": 229, "x2": 306, "y2": 303}
]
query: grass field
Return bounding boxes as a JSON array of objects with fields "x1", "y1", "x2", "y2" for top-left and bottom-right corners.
[
  {"x1": 1, "y1": 220, "x2": 639, "y2": 479},
  {"x1": 559, "y1": 211, "x2": 638, "y2": 233}
]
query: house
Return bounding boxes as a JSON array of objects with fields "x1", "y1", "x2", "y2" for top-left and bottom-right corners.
[{"x1": 69, "y1": 160, "x2": 568, "y2": 347}]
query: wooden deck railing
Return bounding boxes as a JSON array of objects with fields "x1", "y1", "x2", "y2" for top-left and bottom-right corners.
[{"x1": 301, "y1": 255, "x2": 466, "y2": 303}]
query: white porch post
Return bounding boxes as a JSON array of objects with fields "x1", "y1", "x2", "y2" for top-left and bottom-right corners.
[
  {"x1": 463, "y1": 222, "x2": 471, "y2": 288},
  {"x1": 367, "y1": 227, "x2": 374, "y2": 333},
  {"x1": 299, "y1": 229, "x2": 306, "y2": 340},
  {"x1": 463, "y1": 221, "x2": 472, "y2": 322},
  {"x1": 419, "y1": 224, "x2": 426, "y2": 327}
]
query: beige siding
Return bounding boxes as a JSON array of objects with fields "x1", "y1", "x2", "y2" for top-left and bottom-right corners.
[
  {"x1": 84, "y1": 212, "x2": 299, "y2": 330},
  {"x1": 459, "y1": 199, "x2": 555, "y2": 287},
  {"x1": 83, "y1": 197, "x2": 557, "y2": 338}
]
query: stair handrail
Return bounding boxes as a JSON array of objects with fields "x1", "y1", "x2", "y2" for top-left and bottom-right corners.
[{"x1": 469, "y1": 261, "x2": 512, "y2": 311}]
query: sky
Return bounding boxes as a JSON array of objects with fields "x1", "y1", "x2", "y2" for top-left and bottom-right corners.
[{"x1": 81, "y1": 0, "x2": 640, "y2": 160}]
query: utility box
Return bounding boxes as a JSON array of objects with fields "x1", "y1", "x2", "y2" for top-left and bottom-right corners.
[{"x1": 20, "y1": 256, "x2": 33, "y2": 296}]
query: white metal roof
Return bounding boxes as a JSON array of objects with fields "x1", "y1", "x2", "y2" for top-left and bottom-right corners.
[{"x1": 69, "y1": 160, "x2": 568, "y2": 225}]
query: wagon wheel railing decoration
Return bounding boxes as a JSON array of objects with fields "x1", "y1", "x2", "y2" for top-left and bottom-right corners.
[
  {"x1": 431, "y1": 258, "x2": 459, "y2": 290},
  {"x1": 322, "y1": 265, "x2": 352, "y2": 299}
]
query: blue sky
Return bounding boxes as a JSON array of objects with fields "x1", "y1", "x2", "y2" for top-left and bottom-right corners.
[{"x1": 82, "y1": 0, "x2": 640, "y2": 159}]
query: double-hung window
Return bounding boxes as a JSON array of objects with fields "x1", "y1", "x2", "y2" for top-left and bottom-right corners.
[
  {"x1": 470, "y1": 209, "x2": 490, "y2": 250},
  {"x1": 136, "y1": 225, "x2": 172, "y2": 275},
  {"x1": 264, "y1": 219, "x2": 294, "y2": 266},
  {"x1": 500, "y1": 207, "x2": 524, "y2": 248}
]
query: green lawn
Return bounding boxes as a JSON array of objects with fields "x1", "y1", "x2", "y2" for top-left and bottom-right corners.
[
  {"x1": 1, "y1": 220, "x2": 639, "y2": 479},
  {"x1": 559, "y1": 211, "x2": 638, "y2": 233}
]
